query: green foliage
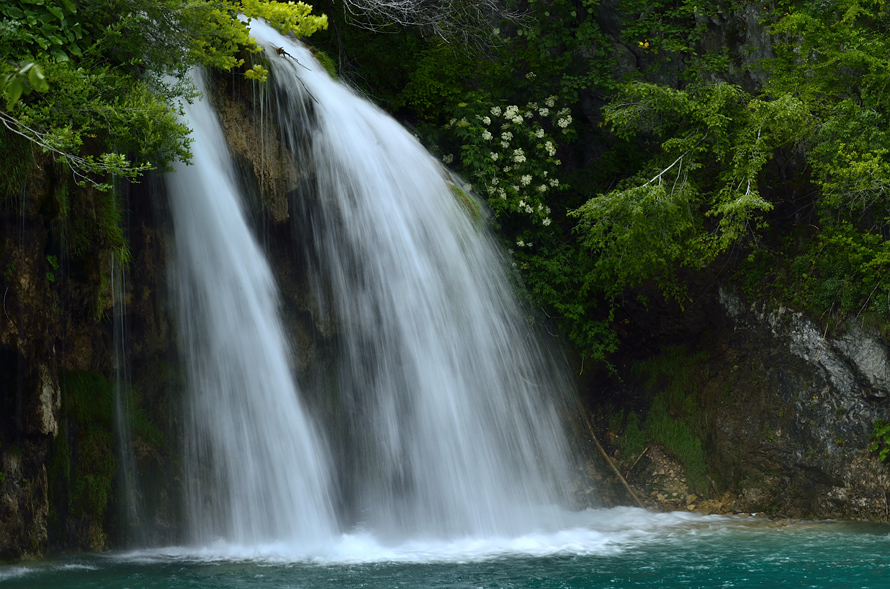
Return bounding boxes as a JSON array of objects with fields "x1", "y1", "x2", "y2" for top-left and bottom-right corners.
[
  {"x1": 870, "y1": 418, "x2": 890, "y2": 462},
  {"x1": 574, "y1": 81, "x2": 810, "y2": 301},
  {"x1": 0, "y1": 0, "x2": 85, "y2": 61},
  {"x1": 1, "y1": 61, "x2": 48, "y2": 110},
  {"x1": 736, "y1": 222, "x2": 890, "y2": 330},
  {"x1": 45, "y1": 254, "x2": 58, "y2": 282},
  {"x1": 1, "y1": 0, "x2": 328, "y2": 184},
  {"x1": 449, "y1": 95, "x2": 570, "y2": 239},
  {"x1": 508, "y1": 0, "x2": 616, "y2": 102},
  {"x1": 395, "y1": 42, "x2": 477, "y2": 123}
]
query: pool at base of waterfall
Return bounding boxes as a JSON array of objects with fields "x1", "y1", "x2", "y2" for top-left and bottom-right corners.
[{"x1": 4, "y1": 508, "x2": 889, "y2": 588}]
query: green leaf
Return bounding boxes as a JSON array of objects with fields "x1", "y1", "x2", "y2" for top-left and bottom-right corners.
[
  {"x1": 28, "y1": 65, "x2": 48, "y2": 93},
  {"x1": 5, "y1": 78, "x2": 26, "y2": 110}
]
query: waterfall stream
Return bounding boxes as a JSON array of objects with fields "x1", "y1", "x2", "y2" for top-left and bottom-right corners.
[
  {"x1": 166, "y1": 70, "x2": 335, "y2": 547},
  {"x1": 165, "y1": 21, "x2": 579, "y2": 548}
]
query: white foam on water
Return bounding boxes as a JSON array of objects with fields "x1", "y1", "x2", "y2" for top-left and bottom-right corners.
[{"x1": 117, "y1": 508, "x2": 736, "y2": 565}]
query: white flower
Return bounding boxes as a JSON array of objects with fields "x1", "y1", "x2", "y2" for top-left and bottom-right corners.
[
  {"x1": 448, "y1": 118, "x2": 457, "y2": 126},
  {"x1": 544, "y1": 141, "x2": 556, "y2": 156},
  {"x1": 517, "y1": 239, "x2": 525, "y2": 247},
  {"x1": 549, "y1": 178, "x2": 559, "y2": 187},
  {"x1": 526, "y1": 72, "x2": 537, "y2": 79},
  {"x1": 498, "y1": 187, "x2": 506, "y2": 199},
  {"x1": 527, "y1": 102, "x2": 538, "y2": 110},
  {"x1": 555, "y1": 159, "x2": 561, "y2": 166},
  {"x1": 482, "y1": 116, "x2": 491, "y2": 126},
  {"x1": 491, "y1": 176, "x2": 499, "y2": 185},
  {"x1": 524, "y1": 205, "x2": 534, "y2": 213},
  {"x1": 512, "y1": 116, "x2": 524, "y2": 124},
  {"x1": 490, "y1": 152, "x2": 499, "y2": 161},
  {"x1": 505, "y1": 105, "x2": 520, "y2": 118},
  {"x1": 520, "y1": 175, "x2": 532, "y2": 186},
  {"x1": 501, "y1": 131, "x2": 513, "y2": 141},
  {"x1": 518, "y1": 199, "x2": 526, "y2": 208},
  {"x1": 442, "y1": 154, "x2": 454, "y2": 164},
  {"x1": 538, "y1": 108, "x2": 549, "y2": 117},
  {"x1": 501, "y1": 140, "x2": 510, "y2": 149},
  {"x1": 535, "y1": 128, "x2": 545, "y2": 138},
  {"x1": 537, "y1": 184, "x2": 547, "y2": 192},
  {"x1": 503, "y1": 166, "x2": 512, "y2": 172},
  {"x1": 491, "y1": 106, "x2": 502, "y2": 117},
  {"x1": 545, "y1": 206, "x2": 551, "y2": 214},
  {"x1": 538, "y1": 203, "x2": 543, "y2": 211},
  {"x1": 558, "y1": 107, "x2": 571, "y2": 116},
  {"x1": 557, "y1": 116, "x2": 572, "y2": 128},
  {"x1": 542, "y1": 218, "x2": 552, "y2": 226},
  {"x1": 545, "y1": 95, "x2": 557, "y2": 108},
  {"x1": 513, "y1": 148, "x2": 526, "y2": 163},
  {"x1": 482, "y1": 130, "x2": 493, "y2": 141}
]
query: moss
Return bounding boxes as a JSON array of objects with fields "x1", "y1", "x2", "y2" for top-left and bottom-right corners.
[
  {"x1": 634, "y1": 345, "x2": 711, "y2": 494},
  {"x1": 46, "y1": 370, "x2": 118, "y2": 545},
  {"x1": 449, "y1": 184, "x2": 481, "y2": 222},
  {"x1": 0, "y1": 128, "x2": 34, "y2": 200},
  {"x1": 308, "y1": 46, "x2": 337, "y2": 78}
]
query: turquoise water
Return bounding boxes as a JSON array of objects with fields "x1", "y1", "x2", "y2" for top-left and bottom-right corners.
[{"x1": 3, "y1": 509, "x2": 889, "y2": 588}]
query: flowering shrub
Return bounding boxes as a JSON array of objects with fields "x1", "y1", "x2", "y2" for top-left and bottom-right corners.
[{"x1": 446, "y1": 95, "x2": 573, "y2": 249}]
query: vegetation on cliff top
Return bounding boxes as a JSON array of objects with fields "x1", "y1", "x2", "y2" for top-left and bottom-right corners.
[
  {"x1": 312, "y1": 0, "x2": 890, "y2": 370},
  {"x1": 3, "y1": 0, "x2": 889, "y2": 365}
]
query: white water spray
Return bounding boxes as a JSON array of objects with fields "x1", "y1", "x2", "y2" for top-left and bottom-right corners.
[
  {"x1": 251, "y1": 21, "x2": 579, "y2": 538},
  {"x1": 166, "y1": 70, "x2": 335, "y2": 546}
]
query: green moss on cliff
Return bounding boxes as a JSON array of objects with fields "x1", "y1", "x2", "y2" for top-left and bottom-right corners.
[
  {"x1": 633, "y1": 346, "x2": 711, "y2": 495},
  {"x1": 48, "y1": 370, "x2": 117, "y2": 548}
]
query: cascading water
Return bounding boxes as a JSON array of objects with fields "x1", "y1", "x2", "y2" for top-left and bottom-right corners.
[
  {"x1": 250, "y1": 21, "x2": 579, "y2": 539},
  {"x1": 166, "y1": 69, "x2": 335, "y2": 547},
  {"x1": 166, "y1": 21, "x2": 582, "y2": 549}
]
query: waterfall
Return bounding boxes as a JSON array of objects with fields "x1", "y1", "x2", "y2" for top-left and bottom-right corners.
[
  {"x1": 252, "y1": 21, "x2": 578, "y2": 538},
  {"x1": 110, "y1": 250, "x2": 142, "y2": 546},
  {"x1": 166, "y1": 70, "x2": 335, "y2": 546},
  {"x1": 165, "y1": 22, "x2": 580, "y2": 548}
]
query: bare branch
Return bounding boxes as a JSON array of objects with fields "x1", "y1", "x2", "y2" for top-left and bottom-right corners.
[{"x1": 337, "y1": 0, "x2": 526, "y2": 49}]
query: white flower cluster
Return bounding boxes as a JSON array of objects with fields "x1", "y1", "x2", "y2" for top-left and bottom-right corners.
[
  {"x1": 442, "y1": 154, "x2": 454, "y2": 164},
  {"x1": 513, "y1": 148, "x2": 526, "y2": 163},
  {"x1": 557, "y1": 115, "x2": 572, "y2": 129},
  {"x1": 482, "y1": 130, "x2": 493, "y2": 141},
  {"x1": 544, "y1": 141, "x2": 556, "y2": 157},
  {"x1": 501, "y1": 131, "x2": 513, "y2": 141}
]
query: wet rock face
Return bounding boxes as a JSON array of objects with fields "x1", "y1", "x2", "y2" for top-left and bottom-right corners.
[
  {"x1": 594, "y1": 282, "x2": 890, "y2": 520},
  {"x1": 705, "y1": 289, "x2": 890, "y2": 519}
]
